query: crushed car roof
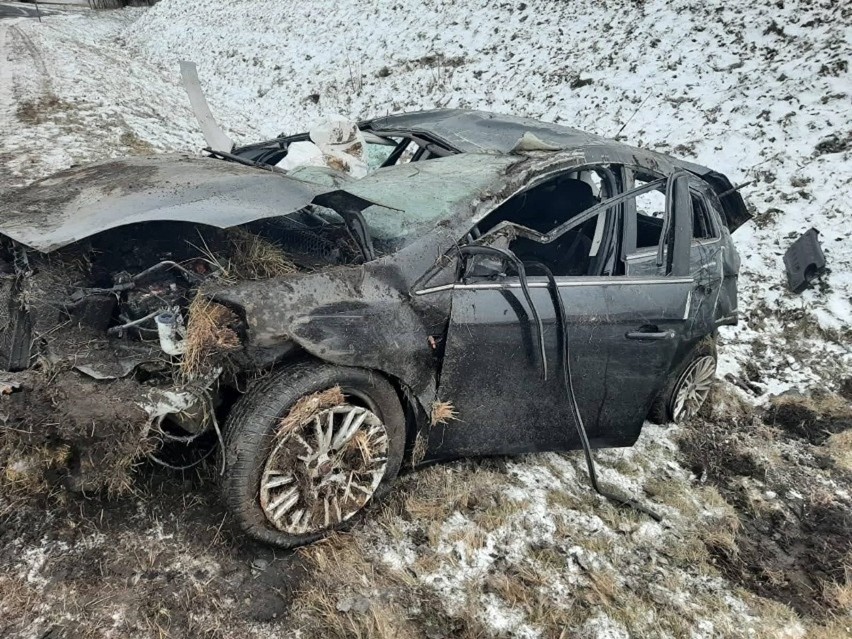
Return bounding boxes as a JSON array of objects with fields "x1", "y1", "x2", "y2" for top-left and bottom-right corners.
[
  {"x1": 368, "y1": 108, "x2": 606, "y2": 154},
  {"x1": 366, "y1": 109, "x2": 742, "y2": 187},
  {"x1": 366, "y1": 109, "x2": 750, "y2": 231},
  {"x1": 0, "y1": 109, "x2": 750, "y2": 252}
]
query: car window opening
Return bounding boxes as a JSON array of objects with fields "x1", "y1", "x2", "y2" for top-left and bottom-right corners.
[
  {"x1": 478, "y1": 171, "x2": 617, "y2": 277},
  {"x1": 634, "y1": 179, "x2": 667, "y2": 250},
  {"x1": 230, "y1": 131, "x2": 454, "y2": 171},
  {"x1": 474, "y1": 175, "x2": 670, "y2": 278},
  {"x1": 457, "y1": 244, "x2": 661, "y2": 522},
  {"x1": 691, "y1": 193, "x2": 717, "y2": 240}
]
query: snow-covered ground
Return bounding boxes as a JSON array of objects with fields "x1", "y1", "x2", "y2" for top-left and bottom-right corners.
[
  {"x1": 0, "y1": 6, "x2": 199, "y2": 189},
  {"x1": 1, "y1": 1, "x2": 850, "y2": 637},
  {"x1": 125, "y1": 0, "x2": 852, "y2": 398}
]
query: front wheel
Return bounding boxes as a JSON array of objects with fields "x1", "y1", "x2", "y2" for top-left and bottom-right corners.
[
  {"x1": 221, "y1": 360, "x2": 406, "y2": 548},
  {"x1": 649, "y1": 337, "x2": 717, "y2": 424}
]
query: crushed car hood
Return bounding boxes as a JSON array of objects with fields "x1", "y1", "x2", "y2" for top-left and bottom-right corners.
[{"x1": 0, "y1": 154, "x2": 333, "y2": 252}]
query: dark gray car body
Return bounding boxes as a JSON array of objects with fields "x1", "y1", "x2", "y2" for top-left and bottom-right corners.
[
  {"x1": 0, "y1": 109, "x2": 748, "y2": 464},
  {"x1": 222, "y1": 109, "x2": 747, "y2": 460}
]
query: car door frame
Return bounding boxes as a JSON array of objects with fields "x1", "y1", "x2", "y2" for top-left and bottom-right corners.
[{"x1": 416, "y1": 169, "x2": 698, "y2": 462}]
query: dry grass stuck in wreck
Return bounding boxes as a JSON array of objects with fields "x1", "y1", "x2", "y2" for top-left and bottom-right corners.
[
  {"x1": 195, "y1": 228, "x2": 297, "y2": 283},
  {"x1": 430, "y1": 400, "x2": 458, "y2": 426},
  {"x1": 180, "y1": 296, "x2": 241, "y2": 378},
  {"x1": 278, "y1": 386, "x2": 346, "y2": 438}
]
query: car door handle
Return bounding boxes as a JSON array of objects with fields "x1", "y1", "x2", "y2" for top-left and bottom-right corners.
[{"x1": 625, "y1": 327, "x2": 675, "y2": 340}]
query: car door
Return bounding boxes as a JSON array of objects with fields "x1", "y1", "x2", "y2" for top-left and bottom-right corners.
[
  {"x1": 423, "y1": 172, "x2": 696, "y2": 462},
  {"x1": 685, "y1": 177, "x2": 739, "y2": 331}
]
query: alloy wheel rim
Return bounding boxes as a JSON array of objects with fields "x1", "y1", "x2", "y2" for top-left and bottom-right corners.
[
  {"x1": 260, "y1": 404, "x2": 389, "y2": 535},
  {"x1": 672, "y1": 355, "x2": 716, "y2": 422}
]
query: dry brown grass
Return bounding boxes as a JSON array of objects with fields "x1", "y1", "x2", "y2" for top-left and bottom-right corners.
[
  {"x1": 471, "y1": 494, "x2": 528, "y2": 532},
  {"x1": 825, "y1": 430, "x2": 852, "y2": 471},
  {"x1": 195, "y1": 229, "x2": 297, "y2": 283},
  {"x1": 807, "y1": 619, "x2": 852, "y2": 639},
  {"x1": 228, "y1": 229, "x2": 298, "y2": 280},
  {"x1": 15, "y1": 94, "x2": 72, "y2": 125},
  {"x1": 119, "y1": 130, "x2": 155, "y2": 154},
  {"x1": 277, "y1": 386, "x2": 345, "y2": 437},
  {"x1": 1, "y1": 444, "x2": 70, "y2": 498},
  {"x1": 547, "y1": 485, "x2": 598, "y2": 513},
  {"x1": 293, "y1": 535, "x2": 418, "y2": 639},
  {"x1": 410, "y1": 431, "x2": 428, "y2": 467},
  {"x1": 822, "y1": 560, "x2": 852, "y2": 617},
  {"x1": 765, "y1": 392, "x2": 852, "y2": 444},
  {"x1": 0, "y1": 576, "x2": 42, "y2": 630},
  {"x1": 430, "y1": 400, "x2": 458, "y2": 426},
  {"x1": 397, "y1": 464, "x2": 507, "y2": 524},
  {"x1": 485, "y1": 563, "x2": 590, "y2": 633},
  {"x1": 180, "y1": 296, "x2": 241, "y2": 378},
  {"x1": 644, "y1": 475, "x2": 698, "y2": 514}
]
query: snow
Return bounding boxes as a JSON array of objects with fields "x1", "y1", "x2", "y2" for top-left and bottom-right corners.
[
  {"x1": 125, "y1": 0, "x2": 851, "y2": 401},
  {"x1": 0, "y1": 7, "x2": 200, "y2": 189},
  {"x1": 3, "y1": 0, "x2": 848, "y2": 395},
  {"x1": 0, "y1": 0, "x2": 850, "y2": 636}
]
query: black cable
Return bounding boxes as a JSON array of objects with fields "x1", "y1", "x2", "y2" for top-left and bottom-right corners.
[
  {"x1": 456, "y1": 245, "x2": 547, "y2": 380},
  {"x1": 523, "y1": 261, "x2": 661, "y2": 522}
]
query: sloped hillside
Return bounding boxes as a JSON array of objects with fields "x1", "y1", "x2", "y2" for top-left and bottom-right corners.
[
  {"x1": 0, "y1": 1, "x2": 850, "y2": 637},
  {"x1": 128, "y1": 0, "x2": 851, "y2": 391}
]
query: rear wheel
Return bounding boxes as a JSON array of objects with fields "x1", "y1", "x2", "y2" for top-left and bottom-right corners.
[
  {"x1": 649, "y1": 337, "x2": 717, "y2": 424},
  {"x1": 221, "y1": 359, "x2": 406, "y2": 548}
]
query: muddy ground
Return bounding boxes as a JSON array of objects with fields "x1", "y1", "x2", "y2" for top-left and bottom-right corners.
[
  {"x1": 2, "y1": 384, "x2": 851, "y2": 638},
  {"x1": 1, "y1": 458, "x2": 307, "y2": 639},
  {"x1": 680, "y1": 389, "x2": 852, "y2": 622}
]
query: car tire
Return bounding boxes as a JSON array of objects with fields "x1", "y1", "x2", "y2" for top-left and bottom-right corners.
[
  {"x1": 0, "y1": 304, "x2": 32, "y2": 372},
  {"x1": 648, "y1": 336, "x2": 717, "y2": 424},
  {"x1": 221, "y1": 358, "x2": 406, "y2": 548}
]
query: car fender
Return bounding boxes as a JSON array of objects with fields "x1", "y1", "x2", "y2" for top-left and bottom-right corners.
[{"x1": 212, "y1": 264, "x2": 439, "y2": 412}]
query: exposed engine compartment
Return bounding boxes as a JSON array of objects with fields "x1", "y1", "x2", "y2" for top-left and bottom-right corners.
[{"x1": 0, "y1": 210, "x2": 362, "y2": 491}]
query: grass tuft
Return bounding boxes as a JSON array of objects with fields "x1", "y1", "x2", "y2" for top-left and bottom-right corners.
[
  {"x1": 430, "y1": 400, "x2": 458, "y2": 426},
  {"x1": 193, "y1": 229, "x2": 297, "y2": 283},
  {"x1": 180, "y1": 296, "x2": 241, "y2": 378},
  {"x1": 278, "y1": 386, "x2": 345, "y2": 438}
]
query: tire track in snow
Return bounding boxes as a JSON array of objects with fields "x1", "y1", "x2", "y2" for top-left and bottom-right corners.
[{"x1": 0, "y1": 20, "x2": 58, "y2": 189}]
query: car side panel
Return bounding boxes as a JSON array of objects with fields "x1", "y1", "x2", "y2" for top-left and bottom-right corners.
[{"x1": 427, "y1": 277, "x2": 693, "y2": 461}]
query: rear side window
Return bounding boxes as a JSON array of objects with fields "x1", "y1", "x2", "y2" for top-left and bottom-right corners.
[
  {"x1": 634, "y1": 180, "x2": 666, "y2": 250},
  {"x1": 691, "y1": 193, "x2": 718, "y2": 240}
]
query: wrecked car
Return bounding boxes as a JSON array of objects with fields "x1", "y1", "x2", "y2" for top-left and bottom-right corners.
[{"x1": 0, "y1": 108, "x2": 749, "y2": 547}]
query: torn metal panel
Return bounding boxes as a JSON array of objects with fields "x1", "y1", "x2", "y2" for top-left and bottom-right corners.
[
  {"x1": 180, "y1": 61, "x2": 234, "y2": 153},
  {"x1": 213, "y1": 261, "x2": 440, "y2": 409},
  {"x1": 784, "y1": 228, "x2": 826, "y2": 293},
  {"x1": 71, "y1": 342, "x2": 159, "y2": 380}
]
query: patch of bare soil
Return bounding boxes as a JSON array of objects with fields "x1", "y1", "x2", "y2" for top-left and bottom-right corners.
[
  {"x1": 765, "y1": 393, "x2": 852, "y2": 445},
  {"x1": 0, "y1": 458, "x2": 309, "y2": 639},
  {"x1": 0, "y1": 372, "x2": 152, "y2": 495},
  {"x1": 15, "y1": 94, "x2": 74, "y2": 125},
  {"x1": 679, "y1": 385, "x2": 852, "y2": 620}
]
